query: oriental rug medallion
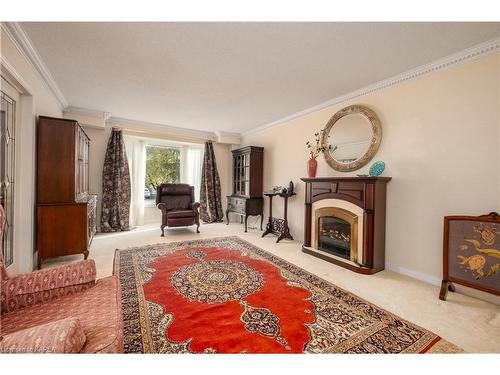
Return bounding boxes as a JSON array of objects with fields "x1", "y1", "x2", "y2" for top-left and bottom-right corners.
[{"x1": 114, "y1": 236, "x2": 462, "y2": 354}]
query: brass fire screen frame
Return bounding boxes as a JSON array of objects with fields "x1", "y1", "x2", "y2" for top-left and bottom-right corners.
[{"x1": 313, "y1": 207, "x2": 359, "y2": 264}]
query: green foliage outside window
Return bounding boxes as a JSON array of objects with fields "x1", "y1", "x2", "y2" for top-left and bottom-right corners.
[{"x1": 145, "y1": 145, "x2": 180, "y2": 191}]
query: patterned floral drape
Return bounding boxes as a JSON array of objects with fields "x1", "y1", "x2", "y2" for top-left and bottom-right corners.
[
  {"x1": 199, "y1": 141, "x2": 223, "y2": 223},
  {"x1": 100, "y1": 129, "x2": 131, "y2": 232}
]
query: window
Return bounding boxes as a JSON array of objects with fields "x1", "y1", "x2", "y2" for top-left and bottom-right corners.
[{"x1": 144, "y1": 145, "x2": 181, "y2": 200}]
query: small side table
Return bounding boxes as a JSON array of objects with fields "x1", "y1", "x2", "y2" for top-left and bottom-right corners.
[{"x1": 262, "y1": 191, "x2": 296, "y2": 243}]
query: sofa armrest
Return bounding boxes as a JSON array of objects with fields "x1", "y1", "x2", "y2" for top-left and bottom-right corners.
[
  {"x1": 0, "y1": 318, "x2": 86, "y2": 353},
  {"x1": 190, "y1": 202, "x2": 200, "y2": 211},
  {"x1": 157, "y1": 202, "x2": 168, "y2": 211},
  {"x1": 1, "y1": 259, "x2": 96, "y2": 313}
]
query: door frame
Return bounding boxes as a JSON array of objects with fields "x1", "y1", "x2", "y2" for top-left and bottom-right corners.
[{"x1": 1, "y1": 56, "x2": 37, "y2": 273}]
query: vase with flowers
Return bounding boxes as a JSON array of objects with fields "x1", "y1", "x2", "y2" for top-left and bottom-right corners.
[{"x1": 306, "y1": 129, "x2": 334, "y2": 178}]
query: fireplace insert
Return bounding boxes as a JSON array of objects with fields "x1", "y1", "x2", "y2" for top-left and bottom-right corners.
[{"x1": 317, "y1": 216, "x2": 352, "y2": 259}]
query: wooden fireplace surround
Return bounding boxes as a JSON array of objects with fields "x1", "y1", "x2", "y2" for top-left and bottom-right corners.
[{"x1": 301, "y1": 177, "x2": 391, "y2": 274}]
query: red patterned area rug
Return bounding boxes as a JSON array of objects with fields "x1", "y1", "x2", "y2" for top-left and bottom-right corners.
[{"x1": 114, "y1": 236, "x2": 462, "y2": 354}]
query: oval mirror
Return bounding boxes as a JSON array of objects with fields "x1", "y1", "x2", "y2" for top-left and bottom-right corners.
[{"x1": 321, "y1": 105, "x2": 382, "y2": 172}]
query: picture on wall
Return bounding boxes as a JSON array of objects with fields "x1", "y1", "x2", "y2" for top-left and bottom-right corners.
[{"x1": 440, "y1": 213, "x2": 500, "y2": 300}]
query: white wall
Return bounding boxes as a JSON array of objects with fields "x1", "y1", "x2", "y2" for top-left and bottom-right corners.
[
  {"x1": 1, "y1": 30, "x2": 62, "y2": 274},
  {"x1": 83, "y1": 126, "x2": 110, "y2": 230},
  {"x1": 241, "y1": 53, "x2": 500, "y2": 285}
]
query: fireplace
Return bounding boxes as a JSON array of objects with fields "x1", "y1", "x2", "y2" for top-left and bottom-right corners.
[
  {"x1": 314, "y1": 207, "x2": 358, "y2": 262},
  {"x1": 301, "y1": 177, "x2": 391, "y2": 274}
]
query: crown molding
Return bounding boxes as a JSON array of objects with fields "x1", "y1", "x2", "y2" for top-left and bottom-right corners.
[
  {"x1": 1, "y1": 22, "x2": 68, "y2": 110},
  {"x1": 3, "y1": 21, "x2": 497, "y2": 141},
  {"x1": 65, "y1": 106, "x2": 111, "y2": 120},
  {"x1": 243, "y1": 37, "x2": 500, "y2": 136},
  {"x1": 215, "y1": 130, "x2": 241, "y2": 145},
  {"x1": 63, "y1": 106, "x2": 110, "y2": 129},
  {"x1": 107, "y1": 116, "x2": 217, "y2": 141}
]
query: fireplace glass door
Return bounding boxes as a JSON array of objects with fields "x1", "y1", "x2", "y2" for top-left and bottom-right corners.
[
  {"x1": 318, "y1": 216, "x2": 352, "y2": 259},
  {"x1": 314, "y1": 207, "x2": 358, "y2": 263}
]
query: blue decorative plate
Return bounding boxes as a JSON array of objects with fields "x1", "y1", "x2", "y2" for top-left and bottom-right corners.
[{"x1": 369, "y1": 161, "x2": 385, "y2": 177}]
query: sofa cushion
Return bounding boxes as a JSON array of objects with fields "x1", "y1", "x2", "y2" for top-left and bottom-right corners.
[
  {"x1": 1, "y1": 259, "x2": 97, "y2": 314},
  {"x1": 167, "y1": 209, "x2": 196, "y2": 218},
  {"x1": 0, "y1": 276, "x2": 123, "y2": 353},
  {"x1": 0, "y1": 317, "x2": 86, "y2": 353}
]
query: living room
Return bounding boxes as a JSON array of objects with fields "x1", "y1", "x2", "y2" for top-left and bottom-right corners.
[{"x1": 1, "y1": 1, "x2": 499, "y2": 372}]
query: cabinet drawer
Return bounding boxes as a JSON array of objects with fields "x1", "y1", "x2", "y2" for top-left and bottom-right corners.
[
  {"x1": 228, "y1": 196, "x2": 246, "y2": 214},
  {"x1": 228, "y1": 204, "x2": 245, "y2": 214},
  {"x1": 229, "y1": 197, "x2": 246, "y2": 207},
  {"x1": 37, "y1": 204, "x2": 88, "y2": 259}
]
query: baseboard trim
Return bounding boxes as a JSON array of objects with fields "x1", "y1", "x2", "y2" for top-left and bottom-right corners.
[{"x1": 385, "y1": 264, "x2": 442, "y2": 286}]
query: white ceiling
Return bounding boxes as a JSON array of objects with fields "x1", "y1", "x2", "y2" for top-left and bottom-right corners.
[{"x1": 20, "y1": 22, "x2": 500, "y2": 133}]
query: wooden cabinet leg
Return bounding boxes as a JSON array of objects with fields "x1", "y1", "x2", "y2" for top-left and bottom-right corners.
[
  {"x1": 245, "y1": 215, "x2": 248, "y2": 232},
  {"x1": 260, "y1": 215, "x2": 263, "y2": 230},
  {"x1": 83, "y1": 250, "x2": 89, "y2": 260},
  {"x1": 226, "y1": 209, "x2": 229, "y2": 225}
]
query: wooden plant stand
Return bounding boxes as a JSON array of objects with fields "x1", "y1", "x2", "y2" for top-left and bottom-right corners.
[{"x1": 262, "y1": 191, "x2": 296, "y2": 243}]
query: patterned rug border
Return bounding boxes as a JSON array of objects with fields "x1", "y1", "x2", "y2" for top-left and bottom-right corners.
[{"x1": 113, "y1": 235, "x2": 462, "y2": 353}]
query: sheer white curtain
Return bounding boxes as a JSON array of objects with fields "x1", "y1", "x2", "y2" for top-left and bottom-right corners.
[
  {"x1": 185, "y1": 146, "x2": 204, "y2": 202},
  {"x1": 124, "y1": 136, "x2": 146, "y2": 227}
]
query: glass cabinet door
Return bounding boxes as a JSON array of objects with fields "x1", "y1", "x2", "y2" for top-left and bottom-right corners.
[
  {"x1": 243, "y1": 154, "x2": 250, "y2": 196},
  {"x1": 75, "y1": 126, "x2": 89, "y2": 201},
  {"x1": 233, "y1": 152, "x2": 252, "y2": 196}
]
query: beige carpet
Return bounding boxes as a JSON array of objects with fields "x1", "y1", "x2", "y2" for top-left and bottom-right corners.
[{"x1": 42, "y1": 221, "x2": 500, "y2": 353}]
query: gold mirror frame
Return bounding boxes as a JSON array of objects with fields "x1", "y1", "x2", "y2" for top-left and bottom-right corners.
[{"x1": 321, "y1": 105, "x2": 382, "y2": 172}]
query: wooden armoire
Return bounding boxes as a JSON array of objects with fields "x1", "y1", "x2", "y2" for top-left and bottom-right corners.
[
  {"x1": 36, "y1": 116, "x2": 97, "y2": 268},
  {"x1": 225, "y1": 146, "x2": 264, "y2": 232}
]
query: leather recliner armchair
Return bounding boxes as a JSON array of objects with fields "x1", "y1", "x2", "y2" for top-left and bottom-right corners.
[{"x1": 156, "y1": 183, "x2": 200, "y2": 237}]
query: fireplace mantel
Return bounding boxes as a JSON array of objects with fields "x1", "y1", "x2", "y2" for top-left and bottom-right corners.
[{"x1": 301, "y1": 176, "x2": 391, "y2": 274}]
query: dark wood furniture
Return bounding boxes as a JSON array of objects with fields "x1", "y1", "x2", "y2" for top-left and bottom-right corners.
[
  {"x1": 301, "y1": 177, "x2": 391, "y2": 274},
  {"x1": 262, "y1": 191, "x2": 296, "y2": 242},
  {"x1": 156, "y1": 183, "x2": 200, "y2": 237},
  {"x1": 36, "y1": 116, "x2": 97, "y2": 268},
  {"x1": 226, "y1": 146, "x2": 264, "y2": 232},
  {"x1": 440, "y1": 212, "x2": 500, "y2": 301}
]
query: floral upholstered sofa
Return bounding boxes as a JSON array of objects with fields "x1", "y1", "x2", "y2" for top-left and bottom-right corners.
[{"x1": 0, "y1": 205, "x2": 124, "y2": 353}]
